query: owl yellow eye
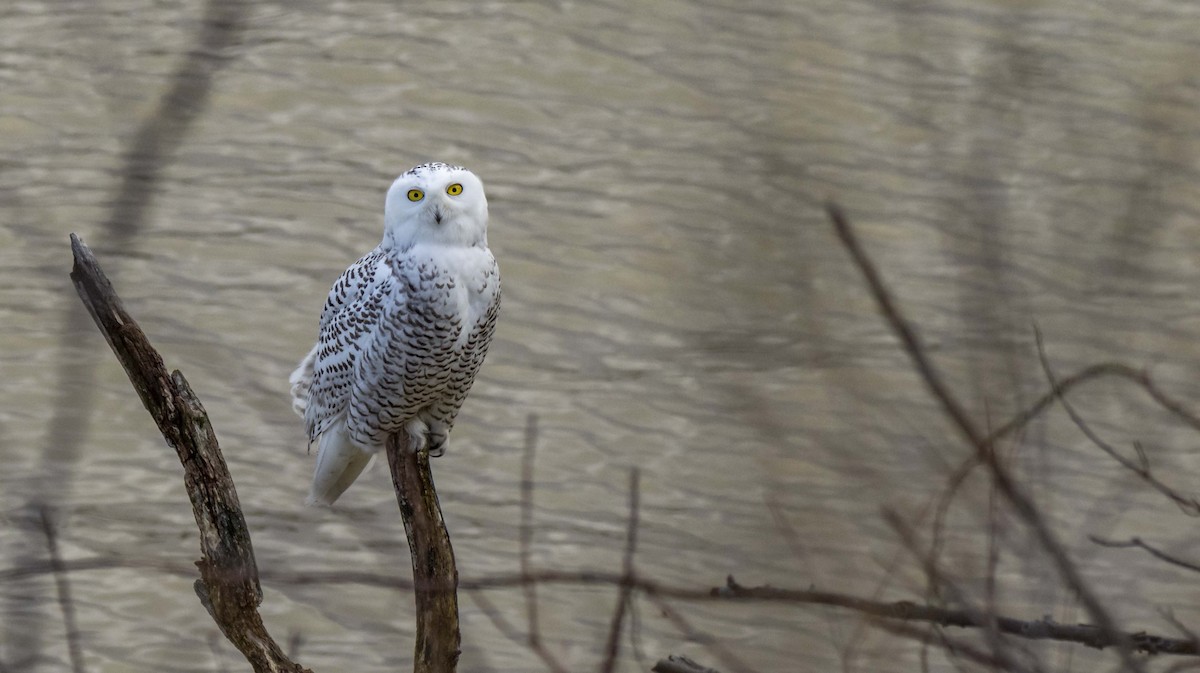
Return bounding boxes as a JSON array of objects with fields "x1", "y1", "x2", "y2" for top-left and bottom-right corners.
[
  {"x1": 407, "y1": 189, "x2": 424, "y2": 202},
  {"x1": 446, "y1": 183, "x2": 463, "y2": 196}
]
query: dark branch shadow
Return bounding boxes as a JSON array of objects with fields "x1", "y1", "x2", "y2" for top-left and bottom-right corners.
[{"x1": 7, "y1": 0, "x2": 247, "y2": 664}]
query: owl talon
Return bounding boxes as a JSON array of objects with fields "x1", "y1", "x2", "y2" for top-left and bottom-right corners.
[{"x1": 427, "y1": 435, "x2": 447, "y2": 458}]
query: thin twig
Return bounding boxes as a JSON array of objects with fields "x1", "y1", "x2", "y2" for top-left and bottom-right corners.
[
  {"x1": 838, "y1": 502, "x2": 925, "y2": 672},
  {"x1": 652, "y1": 655, "x2": 724, "y2": 673},
  {"x1": 983, "y1": 404, "x2": 1011, "y2": 670},
  {"x1": 1089, "y1": 536, "x2": 1200, "y2": 574},
  {"x1": 766, "y1": 498, "x2": 853, "y2": 664},
  {"x1": 38, "y1": 507, "x2": 85, "y2": 673},
  {"x1": 1035, "y1": 328, "x2": 1200, "y2": 515},
  {"x1": 599, "y1": 469, "x2": 641, "y2": 673},
  {"x1": 991, "y1": 357, "x2": 1200, "y2": 440},
  {"x1": 1158, "y1": 609, "x2": 1200, "y2": 651},
  {"x1": 465, "y1": 590, "x2": 568, "y2": 673},
  {"x1": 517, "y1": 414, "x2": 569, "y2": 673},
  {"x1": 987, "y1": 363, "x2": 1139, "y2": 445},
  {"x1": 884, "y1": 509, "x2": 1018, "y2": 670},
  {"x1": 826, "y1": 202, "x2": 1144, "y2": 672},
  {"x1": 926, "y1": 455, "x2": 981, "y2": 604},
  {"x1": 867, "y1": 619, "x2": 1038, "y2": 673},
  {"x1": 643, "y1": 592, "x2": 757, "y2": 673},
  {"x1": 628, "y1": 591, "x2": 651, "y2": 671},
  {"x1": 719, "y1": 574, "x2": 1195, "y2": 656}
]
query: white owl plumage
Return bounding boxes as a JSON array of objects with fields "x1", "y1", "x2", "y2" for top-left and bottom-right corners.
[{"x1": 289, "y1": 162, "x2": 501, "y2": 505}]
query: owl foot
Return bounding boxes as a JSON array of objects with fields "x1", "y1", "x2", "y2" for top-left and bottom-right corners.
[
  {"x1": 425, "y1": 423, "x2": 447, "y2": 457},
  {"x1": 403, "y1": 418, "x2": 429, "y2": 454}
]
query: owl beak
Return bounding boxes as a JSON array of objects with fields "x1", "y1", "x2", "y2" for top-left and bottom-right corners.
[{"x1": 433, "y1": 206, "x2": 444, "y2": 225}]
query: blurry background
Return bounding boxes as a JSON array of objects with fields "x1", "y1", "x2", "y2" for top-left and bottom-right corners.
[{"x1": 4, "y1": 0, "x2": 1200, "y2": 671}]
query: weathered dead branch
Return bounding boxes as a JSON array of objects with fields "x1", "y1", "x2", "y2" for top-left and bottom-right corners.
[
  {"x1": 386, "y1": 434, "x2": 461, "y2": 673},
  {"x1": 71, "y1": 232, "x2": 466, "y2": 672},
  {"x1": 70, "y1": 234, "x2": 308, "y2": 673},
  {"x1": 70, "y1": 232, "x2": 309, "y2": 671}
]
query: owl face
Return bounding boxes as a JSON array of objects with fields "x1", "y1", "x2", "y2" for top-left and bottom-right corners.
[{"x1": 383, "y1": 162, "x2": 489, "y2": 251}]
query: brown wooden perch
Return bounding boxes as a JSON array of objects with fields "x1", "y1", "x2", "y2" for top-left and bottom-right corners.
[
  {"x1": 69, "y1": 234, "x2": 460, "y2": 673},
  {"x1": 388, "y1": 436, "x2": 461, "y2": 672}
]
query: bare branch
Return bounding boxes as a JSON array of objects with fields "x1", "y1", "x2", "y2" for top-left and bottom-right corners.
[
  {"x1": 986, "y1": 363, "x2": 1139, "y2": 445},
  {"x1": 516, "y1": 415, "x2": 570, "y2": 673},
  {"x1": 718, "y1": 575, "x2": 1196, "y2": 656},
  {"x1": 1035, "y1": 328, "x2": 1200, "y2": 515},
  {"x1": 464, "y1": 589, "x2": 568, "y2": 673},
  {"x1": 652, "y1": 655, "x2": 724, "y2": 673},
  {"x1": 600, "y1": 469, "x2": 640, "y2": 673},
  {"x1": 867, "y1": 619, "x2": 1038, "y2": 673},
  {"x1": 826, "y1": 202, "x2": 1144, "y2": 671},
  {"x1": 69, "y1": 234, "x2": 308, "y2": 673},
  {"x1": 643, "y1": 592, "x2": 757, "y2": 673},
  {"x1": 1158, "y1": 609, "x2": 1200, "y2": 653},
  {"x1": 1090, "y1": 536, "x2": 1200, "y2": 575},
  {"x1": 38, "y1": 507, "x2": 85, "y2": 673},
  {"x1": 884, "y1": 509, "x2": 1017, "y2": 668},
  {"x1": 988, "y1": 357, "x2": 1200, "y2": 444}
]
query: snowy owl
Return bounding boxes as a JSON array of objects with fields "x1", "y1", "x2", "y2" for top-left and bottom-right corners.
[{"x1": 289, "y1": 162, "x2": 501, "y2": 506}]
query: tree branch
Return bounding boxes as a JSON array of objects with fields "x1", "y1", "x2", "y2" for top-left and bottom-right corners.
[
  {"x1": 8, "y1": 547, "x2": 1200, "y2": 659},
  {"x1": 1035, "y1": 328, "x2": 1200, "y2": 515},
  {"x1": 386, "y1": 434, "x2": 461, "y2": 673},
  {"x1": 38, "y1": 508, "x2": 85, "y2": 673},
  {"x1": 716, "y1": 576, "x2": 1196, "y2": 655},
  {"x1": 825, "y1": 202, "x2": 1144, "y2": 672},
  {"x1": 599, "y1": 469, "x2": 640, "y2": 673},
  {"x1": 652, "y1": 655, "x2": 724, "y2": 673},
  {"x1": 1090, "y1": 536, "x2": 1200, "y2": 576},
  {"x1": 69, "y1": 234, "x2": 308, "y2": 673}
]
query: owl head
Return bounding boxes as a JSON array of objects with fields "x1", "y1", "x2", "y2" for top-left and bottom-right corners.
[{"x1": 382, "y1": 162, "x2": 489, "y2": 251}]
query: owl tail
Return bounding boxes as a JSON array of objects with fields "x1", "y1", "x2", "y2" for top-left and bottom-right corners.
[{"x1": 307, "y1": 418, "x2": 374, "y2": 506}]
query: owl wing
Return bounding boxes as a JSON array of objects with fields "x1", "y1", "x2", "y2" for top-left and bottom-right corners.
[
  {"x1": 317, "y1": 246, "x2": 389, "y2": 332},
  {"x1": 344, "y1": 254, "x2": 471, "y2": 447},
  {"x1": 302, "y1": 247, "x2": 395, "y2": 441}
]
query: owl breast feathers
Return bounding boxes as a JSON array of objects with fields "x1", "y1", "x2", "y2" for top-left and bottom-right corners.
[{"x1": 290, "y1": 163, "x2": 500, "y2": 505}]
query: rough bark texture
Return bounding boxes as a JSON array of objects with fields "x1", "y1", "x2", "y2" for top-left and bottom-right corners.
[
  {"x1": 69, "y1": 234, "x2": 310, "y2": 673},
  {"x1": 387, "y1": 433, "x2": 462, "y2": 673}
]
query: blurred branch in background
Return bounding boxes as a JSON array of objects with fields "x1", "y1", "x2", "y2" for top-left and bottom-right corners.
[
  {"x1": 829, "y1": 201, "x2": 1143, "y2": 671},
  {"x1": 36, "y1": 508, "x2": 83, "y2": 673},
  {"x1": 1035, "y1": 327, "x2": 1200, "y2": 515},
  {"x1": 6, "y1": 0, "x2": 247, "y2": 666}
]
